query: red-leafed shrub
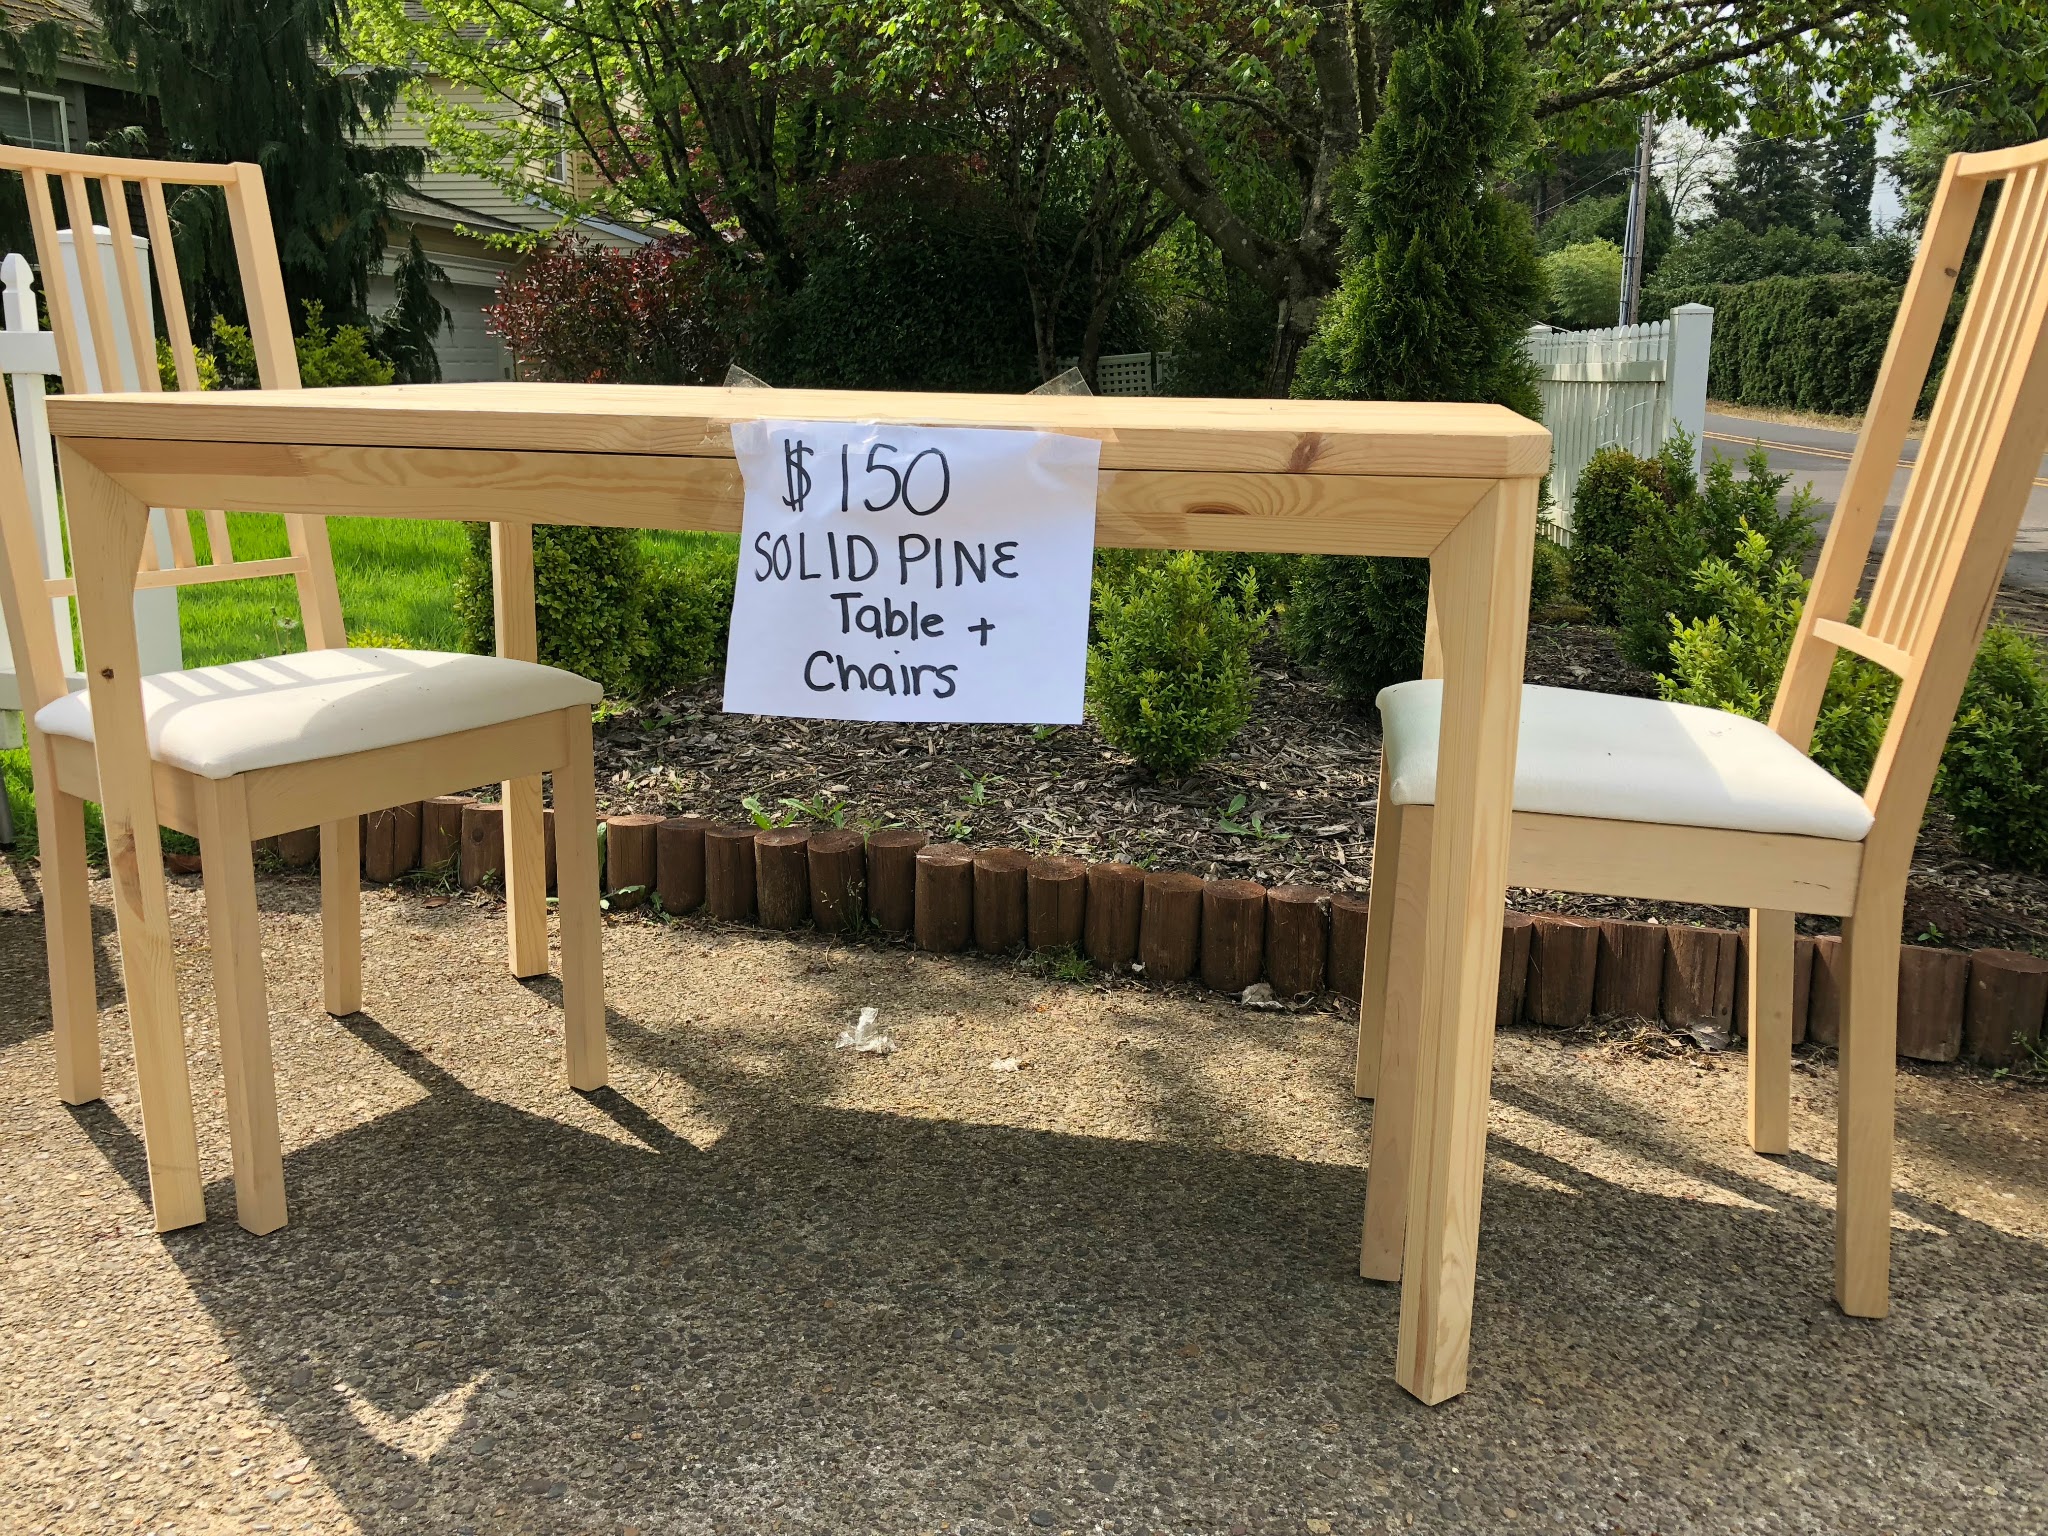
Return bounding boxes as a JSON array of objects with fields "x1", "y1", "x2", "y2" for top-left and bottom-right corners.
[{"x1": 485, "y1": 235, "x2": 746, "y2": 384}]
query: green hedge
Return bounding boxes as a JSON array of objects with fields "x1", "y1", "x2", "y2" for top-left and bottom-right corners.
[{"x1": 1650, "y1": 273, "x2": 1902, "y2": 416}]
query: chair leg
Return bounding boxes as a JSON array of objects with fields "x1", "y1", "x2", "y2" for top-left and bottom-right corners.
[
  {"x1": 1355, "y1": 766, "x2": 1404, "y2": 1099},
  {"x1": 1835, "y1": 897, "x2": 1901, "y2": 1318},
  {"x1": 502, "y1": 773, "x2": 549, "y2": 979},
  {"x1": 319, "y1": 818, "x2": 362, "y2": 1017},
  {"x1": 552, "y1": 706, "x2": 608, "y2": 1092},
  {"x1": 1360, "y1": 805, "x2": 1433, "y2": 1282},
  {"x1": 1745, "y1": 907, "x2": 1794, "y2": 1156},
  {"x1": 195, "y1": 776, "x2": 287, "y2": 1235},
  {"x1": 30, "y1": 732, "x2": 101, "y2": 1104}
]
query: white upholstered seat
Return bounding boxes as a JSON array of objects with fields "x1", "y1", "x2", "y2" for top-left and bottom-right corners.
[
  {"x1": 1376, "y1": 679, "x2": 1874, "y2": 842},
  {"x1": 35, "y1": 648, "x2": 603, "y2": 780}
]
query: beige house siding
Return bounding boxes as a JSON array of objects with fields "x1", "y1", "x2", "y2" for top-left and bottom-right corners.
[{"x1": 371, "y1": 77, "x2": 651, "y2": 380}]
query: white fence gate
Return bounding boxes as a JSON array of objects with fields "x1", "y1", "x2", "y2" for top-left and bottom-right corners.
[
  {"x1": 1525, "y1": 301, "x2": 1711, "y2": 536},
  {"x1": 0, "y1": 239, "x2": 183, "y2": 823}
]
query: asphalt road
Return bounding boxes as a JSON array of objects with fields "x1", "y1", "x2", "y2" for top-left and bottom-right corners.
[{"x1": 1702, "y1": 408, "x2": 2048, "y2": 591}]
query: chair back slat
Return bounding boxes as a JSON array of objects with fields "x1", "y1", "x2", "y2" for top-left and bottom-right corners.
[
  {"x1": 1769, "y1": 142, "x2": 2048, "y2": 880},
  {"x1": 0, "y1": 145, "x2": 350, "y2": 722},
  {"x1": 19, "y1": 168, "x2": 85, "y2": 390},
  {"x1": 100, "y1": 179, "x2": 166, "y2": 395},
  {"x1": 137, "y1": 178, "x2": 234, "y2": 564},
  {"x1": 1866, "y1": 165, "x2": 2048, "y2": 650},
  {"x1": 57, "y1": 173, "x2": 125, "y2": 393},
  {"x1": 140, "y1": 181, "x2": 200, "y2": 389}
]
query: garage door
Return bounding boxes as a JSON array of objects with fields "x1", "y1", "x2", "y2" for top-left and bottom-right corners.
[{"x1": 367, "y1": 274, "x2": 514, "y2": 383}]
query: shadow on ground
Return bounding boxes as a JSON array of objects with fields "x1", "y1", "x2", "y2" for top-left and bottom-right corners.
[{"x1": 55, "y1": 979, "x2": 2048, "y2": 1536}]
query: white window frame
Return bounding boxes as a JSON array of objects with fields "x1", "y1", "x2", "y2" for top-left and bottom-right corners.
[
  {"x1": 538, "y1": 95, "x2": 569, "y2": 185},
  {"x1": 1, "y1": 88, "x2": 69, "y2": 153}
]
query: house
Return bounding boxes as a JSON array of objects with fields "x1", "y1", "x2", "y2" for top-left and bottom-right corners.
[
  {"x1": 0, "y1": 0, "x2": 147, "y2": 152},
  {"x1": 0, "y1": 4, "x2": 648, "y2": 381},
  {"x1": 367, "y1": 78, "x2": 652, "y2": 381}
]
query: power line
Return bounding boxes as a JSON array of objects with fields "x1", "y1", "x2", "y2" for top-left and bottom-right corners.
[{"x1": 1538, "y1": 69, "x2": 2016, "y2": 222}]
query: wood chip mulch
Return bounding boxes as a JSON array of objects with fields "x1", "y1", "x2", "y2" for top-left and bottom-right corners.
[{"x1": 588, "y1": 595, "x2": 2048, "y2": 955}]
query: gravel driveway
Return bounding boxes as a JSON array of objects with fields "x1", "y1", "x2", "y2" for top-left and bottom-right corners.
[{"x1": 4, "y1": 861, "x2": 2046, "y2": 1535}]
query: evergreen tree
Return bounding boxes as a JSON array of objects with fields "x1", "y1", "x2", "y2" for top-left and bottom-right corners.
[
  {"x1": 93, "y1": 0, "x2": 426, "y2": 333},
  {"x1": 1706, "y1": 92, "x2": 1826, "y2": 237},
  {"x1": 1286, "y1": 0, "x2": 1544, "y2": 702},
  {"x1": 1817, "y1": 118, "x2": 1878, "y2": 239}
]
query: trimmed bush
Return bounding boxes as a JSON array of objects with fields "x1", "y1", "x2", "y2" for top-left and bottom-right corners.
[
  {"x1": 1282, "y1": 554, "x2": 1431, "y2": 704},
  {"x1": 637, "y1": 540, "x2": 741, "y2": 694},
  {"x1": 456, "y1": 528, "x2": 739, "y2": 700},
  {"x1": 1648, "y1": 272, "x2": 1902, "y2": 416},
  {"x1": 1570, "y1": 443, "x2": 1678, "y2": 623},
  {"x1": 1938, "y1": 624, "x2": 2048, "y2": 871},
  {"x1": 1530, "y1": 534, "x2": 1571, "y2": 614},
  {"x1": 1659, "y1": 527, "x2": 1896, "y2": 790},
  {"x1": 1616, "y1": 443, "x2": 1816, "y2": 669},
  {"x1": 456, "y1": 524, "x2": 648, "y2": 698},
  {"x1": 1088, "y1": 552, "x2": 1264, "y2": 777},
  {"x1": 195, "y1": 306, "x2": 395, "y2": 390}
]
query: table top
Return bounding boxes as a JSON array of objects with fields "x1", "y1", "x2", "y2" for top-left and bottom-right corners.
[{"x1": 46, "y1": 382, "x2": 1550, "y2": 480}]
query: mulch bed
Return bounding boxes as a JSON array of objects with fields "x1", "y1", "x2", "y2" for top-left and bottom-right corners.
[{"x1": 588, "y1": 593, "x2": 2048, "y2": 955}]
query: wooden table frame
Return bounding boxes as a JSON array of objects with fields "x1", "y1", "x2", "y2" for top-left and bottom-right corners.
[{"x1": 47, "y1": 383, "x2": 1547, "y2": 1404}]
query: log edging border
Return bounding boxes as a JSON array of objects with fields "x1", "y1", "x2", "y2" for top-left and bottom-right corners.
[{"x1": 264, "y1": 801, "x2": 2047, "y2": 1072}]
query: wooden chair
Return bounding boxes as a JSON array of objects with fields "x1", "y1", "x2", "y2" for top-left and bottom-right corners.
[
  {"x1": 0, "y1": 145, "x2": 609, "y2": 1235},
  {"x1": 1356, "y1": 138, "x2": 2048, "y2": 1320}
]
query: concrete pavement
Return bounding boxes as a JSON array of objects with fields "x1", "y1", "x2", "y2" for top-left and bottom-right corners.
[{"x1": 1702, "y1": 407, "x2": 2048, "y2": 591}]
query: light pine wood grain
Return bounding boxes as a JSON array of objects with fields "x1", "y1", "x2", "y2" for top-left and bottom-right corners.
[
  {"x1": 55, "y1": 443, "x2": 205, "y2": 1231},
  {"x1": 193, "y1": 774, "x2": 287, "y2": 1235},
  {"x1": 1397, "y1": 478, "x2": 1536, "y2": 1405}
]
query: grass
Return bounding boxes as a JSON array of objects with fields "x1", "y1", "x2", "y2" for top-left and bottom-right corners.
[
  {"x1": 3, "y1": 515, "x2": 737, "y2": 861},
  {"x1": 176, "y1": 512, "x2": 730, "y2": 666}
]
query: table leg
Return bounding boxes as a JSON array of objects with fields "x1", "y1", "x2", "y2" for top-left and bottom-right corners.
[
  {"x1": 492, "y1": 523, "x2": 550, "y2": 978},
  {"x1": 59, "y1": 446, "x2": 205, "y2": 1231},
  {"x1": 1394, "y1": 477, "x2": 1536, "y2": 1404}
]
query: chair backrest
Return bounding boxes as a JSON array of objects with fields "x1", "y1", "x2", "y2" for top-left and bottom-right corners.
[
  {"x1": 0, "y1": 251, "x2": 184, "y2": 722},
  {"x1": 0, "y1": 146, "x2": 345, "y2": 722},
  {"x1": 1771, "y1": 138, "x2": 2048, "y2": 879}
]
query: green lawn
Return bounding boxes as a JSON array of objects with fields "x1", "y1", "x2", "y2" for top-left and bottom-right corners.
[{"x1": 3, "y1": 515, "x2": 734, "y2": 857}]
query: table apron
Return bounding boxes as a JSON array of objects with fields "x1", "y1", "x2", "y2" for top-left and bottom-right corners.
[{"x1": 66, "y1": 436, "x2": 1497, "y2": 557}]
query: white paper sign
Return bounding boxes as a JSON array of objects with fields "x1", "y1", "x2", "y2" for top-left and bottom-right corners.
[{"x1": 722, "y1": 419, "x2": 1102, "y2": 723}]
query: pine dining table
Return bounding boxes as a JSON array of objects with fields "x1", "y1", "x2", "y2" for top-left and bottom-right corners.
[{"x1": 45, "y1": 381, "x2": 1547, "y2": 1404}]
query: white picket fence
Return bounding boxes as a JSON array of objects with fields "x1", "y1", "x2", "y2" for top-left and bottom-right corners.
[{"x1": 1525, "y1": 302, "x2": 1712, "y2": 537}]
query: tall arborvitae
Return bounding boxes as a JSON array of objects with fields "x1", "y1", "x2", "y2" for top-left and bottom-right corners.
[{"x1": 1286, "y1": 0, "x2": 1544, "y2": 702}]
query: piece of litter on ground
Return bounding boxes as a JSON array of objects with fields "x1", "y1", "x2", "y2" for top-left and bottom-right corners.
[
  {"x1": 834, "y1": 1006, "x2": 896, "y2": 1055},
  {"x1": 1239, "y1": 982, "x2": 1283, "y2": 1009},
  {"x1": 988, "y1": 1056, "x2": 1025, "y2": 1072}
]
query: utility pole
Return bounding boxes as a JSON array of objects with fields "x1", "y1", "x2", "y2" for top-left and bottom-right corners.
[{"x1": 1617, "y1": 113, "x2": 1654, "y2": 326}]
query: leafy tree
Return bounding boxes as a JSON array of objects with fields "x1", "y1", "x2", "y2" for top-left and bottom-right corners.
[
  {"x1": 352, "y1": 0, "x2": 1171, "y2": 384},
  {"x1": 1285, "y1": 0, "x2": 1543, "y2": 703},
  {"x1": 1543, "y1": 239, "x2": 1623, "y2": 327},
  {"x1": 1535, "y1": 185, "x2": 1673, "y2": 276},
  {"x1": 992, "y1": 0, "x2": 2048, "y2": 390}
]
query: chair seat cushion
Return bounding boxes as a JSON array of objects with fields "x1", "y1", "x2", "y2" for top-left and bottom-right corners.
[
  {"x1": 35, "y1": 648, "x2": 603, "y2": 780},
  {"x1": 1377, "y1": 680, "x2": 1875, "y2": 842}
]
